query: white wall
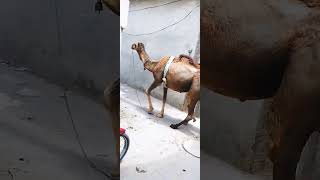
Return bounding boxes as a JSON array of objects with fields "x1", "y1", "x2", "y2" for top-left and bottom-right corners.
[
  {"x1": 0, "y1": 0, "x2": 119, "y2": 93},
  {"x1": 120, "y1": 0, "x2": 200, "y2": 112}
]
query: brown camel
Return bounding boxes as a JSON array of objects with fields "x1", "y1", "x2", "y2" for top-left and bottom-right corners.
[
  {"x1": 131, "y1": 42, "x2": 200, "y2": 129},
  {"x1": 202, "y1": 0, "x2": 320, "y2": 179}
]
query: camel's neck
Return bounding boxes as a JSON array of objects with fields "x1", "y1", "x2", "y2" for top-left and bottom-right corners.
[{"x1": 137, "y1": 50, "x2": 157, "y2": 72}]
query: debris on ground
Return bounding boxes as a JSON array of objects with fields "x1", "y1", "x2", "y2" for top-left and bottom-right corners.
[
  {"x1": 120, "y1": 84, "x2": 200, "y2": 180},
  {"x1": 135, "y1": 167, "x2": 147, "y2": 173}
]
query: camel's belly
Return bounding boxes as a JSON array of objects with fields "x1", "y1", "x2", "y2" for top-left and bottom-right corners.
[
  {"x1": 201, "y1": 2, "x2": 295, "y2": 100},
  {"x1": 202, "y1": 45, "x2": 289, "y2": 100},
  {"x1": 165, "y1": 64, "x2": 198, "y2": 92}
]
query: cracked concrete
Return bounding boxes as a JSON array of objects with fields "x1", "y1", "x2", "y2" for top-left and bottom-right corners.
[{"x1": 0, "y1": 62, "x2": 116, "y2": 180}]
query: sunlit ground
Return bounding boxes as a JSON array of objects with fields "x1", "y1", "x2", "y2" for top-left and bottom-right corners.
[{"x1": 120, "y1": 83, "x2": 200, "y2": 180}]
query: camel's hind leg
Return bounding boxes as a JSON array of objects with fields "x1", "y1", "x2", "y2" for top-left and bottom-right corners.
[
  {"x1": 156, "y1": 87, "x2": 168, "y2": 118},
  {"x1": 103, "y1": 79, "x2": 120, "y2": 177},
  {"x1": 170, "y1": 72, "x2": 200, "y2": 129}
]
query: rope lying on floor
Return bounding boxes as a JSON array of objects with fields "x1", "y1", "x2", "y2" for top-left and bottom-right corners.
[
  {"x1": 61, "y1": 91, "x2": 113, "y2": 179},
  {"x1": 182, "y1": 140, "x2": 200, "y2": 159}
]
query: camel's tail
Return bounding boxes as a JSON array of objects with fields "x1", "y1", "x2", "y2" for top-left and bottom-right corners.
[{"x1": 178, "y1": 54, "x2": 200, "y2": 68}]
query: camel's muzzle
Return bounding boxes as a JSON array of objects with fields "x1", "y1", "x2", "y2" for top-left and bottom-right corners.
[{"x1": 131, "y1": 44, "x2": 137, "y2": 50}]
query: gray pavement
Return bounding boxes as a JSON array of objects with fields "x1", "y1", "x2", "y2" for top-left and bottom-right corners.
[
  {"x1": 0, "y1": 61, "x2": 267, "y2": 180},
  {"x1": 0, "y1": 62, "x2": 116, "y2": 180},
  {"x1": 120, "y1": 83, "x2": 200, "y2": 180},
  {"x1": 120, "y1": 83, "x2": 264, "y2": 180}
]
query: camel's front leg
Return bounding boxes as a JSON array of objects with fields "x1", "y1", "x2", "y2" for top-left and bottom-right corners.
[
  {"x1": 271, "y1": 42, "x2": 320, "y2": 180},
  {"x1": 272, "y1": 128, "x2": 310, "y2": 180},
  {"x1": 145, "y1": 81, "x2": 160, "y2": 114},
  {"x1": 156, "y1": 87, "x2": 167, "y2": 118}
]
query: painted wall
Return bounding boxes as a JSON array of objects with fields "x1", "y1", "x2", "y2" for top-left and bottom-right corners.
[
  {"x1": 120, "y1": 0, "x2": 200, "y2": 114},
  {"x1": 0, "y1": 0, "x2": 119, "y2": 93}
]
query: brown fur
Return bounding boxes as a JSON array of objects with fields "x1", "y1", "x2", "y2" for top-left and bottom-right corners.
[
  {"x1": 178, "y1": 54, "x2": 200, "y2": 68},
  {"x1": 102, "y1": 0, "x2": 120, "y2": 15},
  {"x1": 299, "y1": 0, "x2": 320, "y2": 7},
  {"x1": 202, "y1": 1, "x2": 320, "y2": 179},
  {"x1": 132, "y1": 42, "x2": 200, "y2": 129}
]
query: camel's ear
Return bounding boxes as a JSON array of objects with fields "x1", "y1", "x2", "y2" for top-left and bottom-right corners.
[{"x1": 131, "y1": 44, "x2": 136, "y2": 50}]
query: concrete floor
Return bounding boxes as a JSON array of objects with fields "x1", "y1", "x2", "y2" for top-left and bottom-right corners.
[
  {"x1": 0, "y1": 62, "x2": 116, "y2": 180},
  {"x1": 120, "y1": 83, "x2": 265, "y2": 180},
  {"x1": 0, "y1": 60, "x2": 266, "y2": 180},
  {"x1": 120, "y1": 83, "x2": 200, "y2": 180},
  {"x1": 201, "y1": 152, "x2": 264, "y2": 180}
]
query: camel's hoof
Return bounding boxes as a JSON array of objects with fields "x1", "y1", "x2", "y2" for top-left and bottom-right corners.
[
  {"x1": 193, "y1": 118, "x2": 196, "y2": 122},
  {"x1": 147, "y1": 108, "x2": 154, "y2": 114},
  {"x1": 156, "y1": 113, "x2": 164, "y2": 118},
  {"x1": 170, "y1": 124, "x2": 179, "y2": 129}
]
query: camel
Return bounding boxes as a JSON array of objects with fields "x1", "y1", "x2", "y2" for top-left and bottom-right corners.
[
  {"x1": 101, "y1": 0, "x2": 320, "y2": 179},
  {"x1": 202, "y1": 0, "x2": 320, "y2": 179},
  {"x1": 131, "y1": 42, "x2": 200, "y2": 129}
]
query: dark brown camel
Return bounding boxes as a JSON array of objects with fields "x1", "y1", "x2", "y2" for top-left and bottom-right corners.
[
  {"x1": 202, "y1": 0, "x2": 320, "y2": 179},
  {"x1": 131, "y1": 42, "x2": 200, "y2": 129}
]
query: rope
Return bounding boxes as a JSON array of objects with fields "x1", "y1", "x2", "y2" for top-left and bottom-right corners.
[
  {"x1": 131, "y1": 50, "x2": 143, "y2": 109},
  {"x1": 182, "y1": 140, "x2": 200, "y2": 158},
  {"x1": 122, "y1": 4, "x2": 199, "y2": 36},
  {"x1": 62, "y1": 91, "x2": 112, "y2": 179},
  {"x1": 129, "y1": 0, "x2": 183, "y2": 12}
]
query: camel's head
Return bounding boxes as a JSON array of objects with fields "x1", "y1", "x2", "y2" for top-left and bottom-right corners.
[
  {"x1": 131, "y1": 42, "x2": 145, "y2": 52},
  {"x1": 131, "y1": 42, "x2": 147, "y2": 70}
]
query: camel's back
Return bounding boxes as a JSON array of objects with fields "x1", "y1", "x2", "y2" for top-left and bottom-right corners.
[
  {"x1": 201, "y1": 0, "x2": 320, "y2": 100},
  {"x1": 202, "y1": 0, "x2": 315, "y2": 53}
]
